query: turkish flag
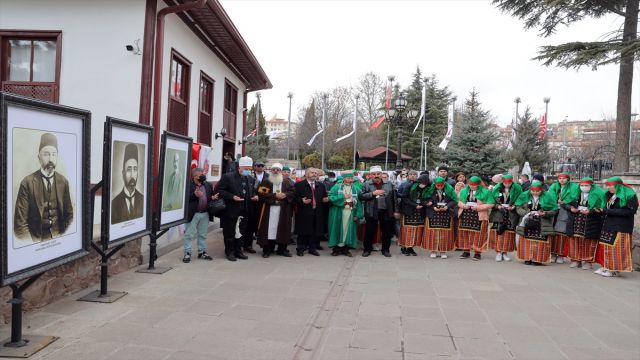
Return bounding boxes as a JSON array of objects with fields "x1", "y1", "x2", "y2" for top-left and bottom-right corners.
[{"x1": 369, "y1": 115, "x2": 385, "y2": 131}]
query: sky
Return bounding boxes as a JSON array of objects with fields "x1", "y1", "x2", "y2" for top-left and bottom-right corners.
[{"x1": 220, "y1": 0, "x2": 627, "y2": 126}]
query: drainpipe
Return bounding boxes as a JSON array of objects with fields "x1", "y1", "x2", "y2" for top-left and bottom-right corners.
[{"x1": 151, "y1": 0, "x2": 207, "y2": 183}]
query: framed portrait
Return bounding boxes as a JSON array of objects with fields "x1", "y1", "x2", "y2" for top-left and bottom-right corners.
[
  {"x1": 157, "y1": 131, "x2": 192, "y2": 231},
  {"x1": 0, "y1": 92, "x2": 91, "y2": 286},
  {"x1": 101, "y1": 117, "x2": 153, "y2": 249}
]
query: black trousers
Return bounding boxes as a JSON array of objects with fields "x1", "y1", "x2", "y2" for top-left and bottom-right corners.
[
  {"x1": 222, "y1": 215, "x2": 249, "y2": 255},
  {"x1": 264, "y1": 240, "x2": 287, "y2": 254},
  {"x1": 297, "y1": 209, "x2": 321, "y2": 251},
  {"x1": 364, "y1": 210, "x2": 394, "y2": 252}
]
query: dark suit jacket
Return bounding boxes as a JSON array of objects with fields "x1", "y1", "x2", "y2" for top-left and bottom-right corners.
[
  {"x1": 111, "y1": 188, "x2": 144, "y2": 224},
  {"x1": 294, "y1": 180, "x2": 327, "y2": 236},
  {"x1": 14, "y1": 170, "x2": 73, "y2": 240},
  {"x1": 187, "y1": 180, "x2": 214, "y2": 222},
  {"x1": 218, "y1": 171, "x2": 255, "y2": 219}
]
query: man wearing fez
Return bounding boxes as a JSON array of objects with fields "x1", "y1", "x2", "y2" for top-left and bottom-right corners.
[
  {"x1": 256, "y1": 163, "x2": 294, "y2": 258},
  {"x1": 218, "y1": 156, "x2": 257, "y2": 261},
  {"x1": 111, "y1": 143, "x2": 144, "y2": 224},
  {"x1": 14, "y1": 132, "x2": 73, "y2": 241}
]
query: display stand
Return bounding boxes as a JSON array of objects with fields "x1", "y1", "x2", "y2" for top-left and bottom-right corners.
[
  {"x1": 135, "y1": 216, "x2": 171, "y2": 274},
  {"x1": 77, "y1": 182, "x2": 127, "y2": 303}
]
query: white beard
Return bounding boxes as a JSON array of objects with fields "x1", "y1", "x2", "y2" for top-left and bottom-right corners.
[{"x1": 271, "y1": 174, "x2": 283, "y2": 186}]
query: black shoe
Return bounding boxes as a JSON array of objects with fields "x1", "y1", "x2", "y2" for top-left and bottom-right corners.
[
  {"x1": 316, "y1": 245, "x2": 324, "y2": 250},
  {"x1": 182, "y1": 253, "x2": 191, "y2": 263},
  {"x1": 401, "y1": 247, "x2": 407, "y2": 255},
  {"x1": 262, "y1": 252, "x2": 270, "y2": 258},
  {"x1": 344, "y1": 250, "x2": 353, "y2": 257},
  {"x1": 309, "y1": 249, "x2": 320, "y2": 256},
  {"x1": 296, "y1": 250, "x2": 304, "y2": 256},
  {"x1": 277, "y1": 250, "x2": 293, "y2": 257},
  {"x1": 382, "y1": 250, "x2": 392, "y2": 258},
  {"x1": 532, "y1": 261, "x2": 545, "y2": 266},
  {"x1": 235, "y1": 252, "x2": 248, "y2": 260},
  {"x1": 198, "y1": 252, "x2": 213, "y2": 261},
  {"x1": 409, "y1": 248, "x2": 417, "y2": 256},
  {"x1": 226, "y1": 254, "x2": 237, "y2": 262},
  {"x1": 244, "y1": 247, "x2": 257, "y2": 254},
  {"x1": 459, "y1": 252, "x2": 471, "y2": 259},
  {"x1": 473, "y1": 253, "x2": 481, "y2": 261},
  {"x1": 331, "y1": 248, "x2": 340, "y2": 256},
  {"x1": 362, "y1": 250, "x2": 371, "y2": 257}
]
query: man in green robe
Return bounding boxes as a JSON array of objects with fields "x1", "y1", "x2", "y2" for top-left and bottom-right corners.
[{"x1": 328, "y1": 171, "x2": 364, "y2": 257}]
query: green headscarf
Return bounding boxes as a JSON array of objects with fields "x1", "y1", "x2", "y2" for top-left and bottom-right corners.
[
  {"x1": 459, "y1": 176, "x2": 494, "y2": 204},
  {"x1": 548, "y1": 174, "x2": 581, "y2": 203},
  {"x1": 491, "y1": 174, "x2": 522, "y2": 205},
  {"x1": 604, "y1": 176, "x2": 637, "y2": 207},
  {"x1": 514, "y1": 180, "x2": 558, "y2": 210},
  {"x1": 409, "y1": 182, "x2": 432, "y2": 201},
  {"x1": 428, "y1": 176, "x2": 458, "y2": 202},
  {"x1": 578, "y1": 177, "x2": 606, "y2": 210}
]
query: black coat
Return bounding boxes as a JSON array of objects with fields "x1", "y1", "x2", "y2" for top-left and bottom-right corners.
[
  {"x1": 359, "y1": 181, "x2": 397, "y2": 220},
  {"x1": 400, "y1": 185, "x2": 428, "y2": 217},
  {"x1": 217, "y1": 171, "x2": 255, "y2": 219},
  {"x1": 111, "y1": 189, "x2": 144, "y2": 224},
  {"x1": 601, "y1": 193, "x2": 638, "y2": 235},
  {"x1": 187, "y1": 180, "x2": 214, "y2": 222},
  {"x1": 294, "y1": 180, "x2": 327, "y2": 236}
]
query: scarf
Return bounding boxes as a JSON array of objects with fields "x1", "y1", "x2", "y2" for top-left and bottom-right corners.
[
  {"x1": 459, "y1": 176, "x2": 494, "y2": 204},
  {"x1": 604, "y1": 176, "x2": 637, "y2": 207},
  {"x1": 514, "y1": 189, "x2": 558, "y2": 211},
  {"x1": 427, "y1": 176, "x2": 458, "y2": 202},
  {"x1": 548, "y1": 179, "x2": 581, "y2": 203}
]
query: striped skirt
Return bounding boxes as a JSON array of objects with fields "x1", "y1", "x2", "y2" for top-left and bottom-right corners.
[
  {"x1": 423, "y1": 218, "x2": 456, "y2": 252},
  {"x1": 517, "y1": 236, "x2": 551, "y2": 263},
  {"x1": 550, "y1": 233, "x2": 570, "y2": 257},
  {"x1": 489, "y1": 229, "x2": 517, "y2": 253},
  {"x1": 399, "y1": 218, "x2": 424, "y2": 248},
  {"x1": 457, "y1": 221, "x2": 489, "y2": 252},
  {"x1": 597, "y1": 232, "x2": 633, "y2": 272},
  {"x1": 568, "y1": 235, "x2": 598, "y2": 262}
]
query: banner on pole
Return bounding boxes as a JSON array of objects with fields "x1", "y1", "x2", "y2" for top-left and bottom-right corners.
[
  {"x1": 306, "y1": 128, "x2": 324, "y2": 146},
  {"x1": 438, "y1": 104, "x2": 454, "y2": 150}
]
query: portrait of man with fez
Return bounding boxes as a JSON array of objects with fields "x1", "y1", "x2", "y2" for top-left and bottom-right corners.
[
  {"x1": 14, "y1": 132, "x2": 74, "y2": 242},
  {"x1": 111, "y1": 143, "x2": 145, "y2": 224}
]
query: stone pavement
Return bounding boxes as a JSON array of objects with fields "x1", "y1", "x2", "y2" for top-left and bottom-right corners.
[{"x1": 1, "y1": 229, "x2": 639, "y2": 360}]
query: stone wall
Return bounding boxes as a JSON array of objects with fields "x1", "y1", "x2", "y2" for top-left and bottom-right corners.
[{"x1": 0, "y1": 239, "x2": 142, "y2": 324}]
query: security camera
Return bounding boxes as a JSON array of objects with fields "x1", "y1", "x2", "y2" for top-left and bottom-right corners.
[
  {"x1": 126, "y1": 45, "x2": 134, "y2": 51},
  {"x1": 125, "y1": 40, "x2": 142, "y2": 55}
]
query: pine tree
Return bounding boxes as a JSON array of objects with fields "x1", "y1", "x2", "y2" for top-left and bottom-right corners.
[
  {"x1": 509, "y1": 107, "x2": 550, "y2": 174},
  {"x1": 446, "y1": 89, "x2": 505, "y2": 179},
  {"x1": 297, "y1": 100, "x2": 319, "y2": 158},
  {"x1": 245, "y1": 100, "x2": 269, "y2": 161}
]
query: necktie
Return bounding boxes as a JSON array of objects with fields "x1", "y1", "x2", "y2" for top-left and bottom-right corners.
[
  {"x1": 311, "y1": 183, "x2": 316, "y2": 209},
  {"x1": 126, "y1": 196, "x2": 133, "y2": 215},
  {"x1": 45, "y1": 176, "x2": 52, "y2": 194}
]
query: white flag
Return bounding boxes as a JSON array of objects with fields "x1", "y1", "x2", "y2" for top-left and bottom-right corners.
[
  {"x1": 438, "y1": 104, "x2": 454, "y2": 150},
  {"x1": 334, "y1": 130, "x2": 354, "y2": 143},
  {"x1": 306, "y1": 128, "x2": 324, "y2": 146},
  {"x1": 412, "y1": 81, "x2": 428, "y2": 134}
]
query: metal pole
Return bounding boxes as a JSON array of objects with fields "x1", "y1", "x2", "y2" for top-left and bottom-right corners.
[
  {"x1": 256, "y1": 92, "x2": 261, "y2": 135},
  {"x1": 420, "y1": 77, "x2": 428, "y2": 170},
  {"x1": 384, "y1": 76, "x2": 394, "y2": 171},
  {"x1": 321, "y1": 94, "x2": 327, "y2": 170},
  {"x1": 396, "y1": 117, "x2": 403, "y2": 169},
  {"x1": 287, "y1": 92, "x2": 293, "y2": 161},
  {"x1": 353, "y1": 94, "x2": 359, "y2": 169}
]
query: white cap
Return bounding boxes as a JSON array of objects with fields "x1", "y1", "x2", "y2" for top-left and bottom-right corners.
[
  {"x1": 370, "y1": 166, "x2": 382, "y2": 173},
  {"x1": 271, "y1": 162, "x2": 283, "y2": 170},
  {"x1": 239, "y1": 156, "x2": 253, "y2": 167}
]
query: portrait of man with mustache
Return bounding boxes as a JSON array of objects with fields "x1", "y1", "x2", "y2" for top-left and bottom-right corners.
[
  {"x1": 111, "y1": 142, "x2": 145, "y2": 224},
  {"x1": 14, "y1": 132, "x2": 74, "y2": 242}
]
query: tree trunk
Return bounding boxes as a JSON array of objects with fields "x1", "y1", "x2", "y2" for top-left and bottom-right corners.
[{"x1": 614, "y1": 0, "x2": 639, "y2": 173}]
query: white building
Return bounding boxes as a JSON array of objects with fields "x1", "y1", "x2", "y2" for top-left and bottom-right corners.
[{"x1": 0, "y1": 0, "x2": 272, "y2": 184}]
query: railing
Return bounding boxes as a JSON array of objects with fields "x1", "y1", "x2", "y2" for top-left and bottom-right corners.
[{"x1": 2, "y1": 81, "x2": 57, "y2": 103}]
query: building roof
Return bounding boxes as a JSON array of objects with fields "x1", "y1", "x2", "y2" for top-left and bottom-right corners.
[
  {"x1": 169, "y1": 0, "x2": 272, "y2": 91},
  {"x1": 357, "y1": 147, "x2": 413, "y2": 160}
]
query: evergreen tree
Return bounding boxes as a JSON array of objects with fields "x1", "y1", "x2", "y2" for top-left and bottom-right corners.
[
  {"x1": 297, "y1": 100, "x2": 319, "y2": 158},
  {"x1": 245, "y1": 100, "x2": 269, "y2": 161},
  {"x1": 509, "y1": 107, "x2": 550, "y2": 174},
  {"x1": 446, "y1": 89, "x2": 505, "y2": 179}
]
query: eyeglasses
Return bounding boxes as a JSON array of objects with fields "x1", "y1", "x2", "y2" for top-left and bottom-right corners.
[{"x1": 255, "y1": 164, "x2": 264, "y2": 167}]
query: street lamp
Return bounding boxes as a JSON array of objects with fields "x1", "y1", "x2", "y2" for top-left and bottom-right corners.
[
  {"x1": 286, "y1": 92, "x2": 293, "y2": 162},
  {"x1": 386, "y1": 92, "x2": 419, "y2": 169}
]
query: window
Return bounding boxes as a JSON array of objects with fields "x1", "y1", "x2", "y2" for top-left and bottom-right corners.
[
  {"x1": 167, "y1": 50, "x2": 191, "y2": 136},
  {"x1": 223, "y1": 80, "x2": 238, "y2": 140},
  {"x1": 197, "y1": 72, "x2": 214, "y2": 145},
  {"x1": 1, "y1": 31, "x2": 61, "y2": 103}
]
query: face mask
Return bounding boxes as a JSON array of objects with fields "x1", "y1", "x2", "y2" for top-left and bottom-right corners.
[
  {"x1": 328, "y1": 178, "x2": 336, "y2": 182},
  {"x1": 419, "y1": 184, "x2": 427, "y2": 188},
  {"x1": 518, "y1": 179, "x2": 524, "y2": 184},
  {"x1": 580, "y1": 185, "x2": 591, "y2": 193},
  {"x1": 241, "y1": 170, "x2": 251, "y2": 177},
  {"x1": 198, "y1": 175, "x2": 206, "y2": 182},
  {"x1": 319, "y1": 176, "x2": 327, "y2": 182}
]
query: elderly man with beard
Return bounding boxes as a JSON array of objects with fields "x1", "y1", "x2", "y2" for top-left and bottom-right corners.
[
  {"x1": 111, "y1": 143, "x2": 144, "y2": 224},
  {"x1": 14, "y1": 132, "x2": 73, "y2": 241},
  {"x1": 256, "y1": 163, "x2": 294, "y2": 258},
  {"x1": 359, "y1": 166, "x2": 398, "y2": 257}
]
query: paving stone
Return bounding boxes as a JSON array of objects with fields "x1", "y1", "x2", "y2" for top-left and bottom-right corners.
[{"x1": 403, "y1": 333, "x2": 456, "y2": 356}]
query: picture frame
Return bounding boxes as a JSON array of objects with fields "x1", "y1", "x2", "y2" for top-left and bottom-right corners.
[
  {"x1": 101, "y1": 117, "x2": 153, "y2": 249},
  {"x1": 157, "y1": 131, "x2": 192, "y2": 231},
  {"x1": 0, "y1": 92, "x2": 91, "y2": 286}
]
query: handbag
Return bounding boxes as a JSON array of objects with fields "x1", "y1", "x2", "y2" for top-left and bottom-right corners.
[{"x1": 208, "y1": 198, "x2": 226, "y2": 216}]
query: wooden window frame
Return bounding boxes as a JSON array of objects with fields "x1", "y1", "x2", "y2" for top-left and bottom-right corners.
[
  {"x1": 166, "y1": 48, "x2": 191, "y2": 136},
  {"x1": 223, "y1": 79, "x2": 238, "y2": 140},
  {"x1": 0, "y1": 30, "x2": 62, "y2": 103},
  {"x1": 197, "y1": 71, "x2": 214, "y2": 146}
]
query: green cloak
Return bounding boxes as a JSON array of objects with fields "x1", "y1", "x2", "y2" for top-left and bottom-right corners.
[
  {"x1": 459, "y1": 176, "x2": 494, "y2": 204},
  {"x1": 328, "y1": 181, "x2": 364, "y2": 248},
  {"x1": 604, "y1": 176, "x2": 637, "y2": 207},
  {"x1": 578, "y1": 178, "x2": 606, "y2": 210},
  {"x1": 548, "y1": 178, "x2": 581, "y2": 203},
  {"x1": 514, "y1": 187, "x2": 558, "y2": 211},
  {"x1": 491, "y1": 180, "x2": 523, "y2": 205},
  {"x1": 427, "y1": 176, "x2": 458, "y2": 202}
]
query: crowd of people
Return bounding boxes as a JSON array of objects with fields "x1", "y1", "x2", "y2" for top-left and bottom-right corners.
[{"x1": 182, "y1": 156, "x2": 637, "y2": 278}]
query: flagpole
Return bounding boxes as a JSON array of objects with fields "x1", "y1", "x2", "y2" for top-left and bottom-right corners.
[
  {"x1": 353, "y1": 94, "x2": 359, "y2": 170},
  {"x1": 420, "y1": 77, "x2": 428, "y2": 169},
  {"x1": 287, "y1": 92, "x2": 293, "y2": 162},
  {"x1": 321, "y1": 93, "x2": 328, "y2": 170},
  {"x1": 384, "y1": 76, "x2": 394, "y2": 171}
]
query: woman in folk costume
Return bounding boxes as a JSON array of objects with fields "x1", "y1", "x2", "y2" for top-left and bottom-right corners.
[
  {"x1": 457, "y1": 176, "x2": 495, "y2": 260},
  {"x1": 548, "y1": 173, "x2": 581, "y2": 264},
  {"x1": 423, "y1": 176, "x2": 458, "y2": 259},
  {"x1": 399, "y1": 174, "x2": 431, "y2": 256},
  {"x1": 328, "y1": 172, "x2": 364, "y2": 257},
  {"x1": 514, "y1": 180, "x2": 558, "y2": 266},
  {"x1": 566, "y1": 177, "x2": 605, "y2": 270},
  {"x1": 488, "y1": 174, "x2": 522, "y2": 262},
  {"x1": 594, "y1": 177, "x2": 638, "y2": 277}
]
